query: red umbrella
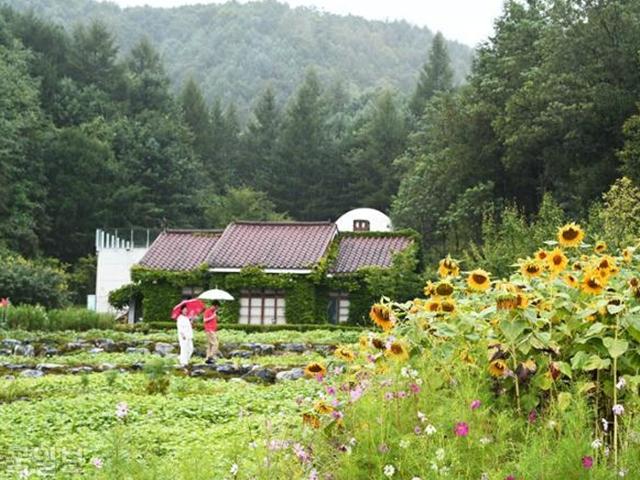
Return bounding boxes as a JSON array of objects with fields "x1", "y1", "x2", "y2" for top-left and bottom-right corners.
[{"x1": 171, "y1": 298, "x2": 205, "y2": 320}]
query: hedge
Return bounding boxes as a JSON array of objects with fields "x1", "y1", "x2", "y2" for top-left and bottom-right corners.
[{"x1": 137, "y1": 321, "x2": 364, "y2": 333}]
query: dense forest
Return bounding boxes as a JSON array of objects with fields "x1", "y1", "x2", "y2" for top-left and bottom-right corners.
[
  {"x1": 2, "y1": 0, "x2": 473, "y2": 113},
  {"x1": 2, "y1": 0, "x2": 640, "y2": 307}
]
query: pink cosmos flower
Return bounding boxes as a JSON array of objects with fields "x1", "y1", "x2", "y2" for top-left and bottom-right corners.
[
  {"x1": 326, "y1": 386, "x2": 336, "y2": 396},
  {"x1": 414, "y1": 426, "x2": 422, "y2": 435},
  {"x1": 91, "y1": 458, "x2": 103, "y2": 469},
  {"x1": 331, "y1": 410, "x2": 344, "y2": 421},
  {"x1": 396, "y1": 390, "x2": 407, "y2": 399},
  {"x1": 582, "y1": 456, "x2": 593, "y2": 469},
  {"x1": 528, "y1": 409, "x2": 537, "y2": 424},
  {"x1": 505, "y1": 476, "x2": 515, "y2": 480},
  {"x1": 384, "y1": 392, "x2": 394, "y2": 401},
  {"x1": 350, "y1": 385, "x2": 363, "y2": 403},
  {"x1": 409, "y1": 383, "x2": 421, "y2": 394},
  {"x1": 454, "y1": 422, "x2": 469, "y2": 437},
  {"x1": 470, "y1": 400, "x2": 481, "y2": 410}
]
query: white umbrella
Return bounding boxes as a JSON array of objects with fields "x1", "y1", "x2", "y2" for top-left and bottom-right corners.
[{"x1": 198, "y1": 288, "x2": 234, "y2": 301}]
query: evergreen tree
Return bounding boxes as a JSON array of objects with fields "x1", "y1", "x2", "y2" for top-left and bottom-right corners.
[
  {"x1": 125, "y1": 37, "x2": 172, "y2": 114},
  {"x1": 241, "y1": 86, "x2": 280, "y2": 189},
  {"x1": 180, "y1": 77, "x2": 212, "y2": 163},
  {"x1": 409, "y1": 32, "x2": 454, "y2": 118}
]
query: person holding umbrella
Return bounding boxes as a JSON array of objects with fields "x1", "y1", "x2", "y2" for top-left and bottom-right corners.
[
  {"x1": 176, "y1": 306, "x2": 194, "y2": 367},
  {"x1": 203, "y1": 302, "x2": 219, "y2": 363}
]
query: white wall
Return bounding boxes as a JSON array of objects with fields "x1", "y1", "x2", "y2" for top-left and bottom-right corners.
[
  {"x1": 95, "y1": 248, "x2": 148, "y2": 313},
  {"x1": 335, "y1": 208, "x2": 393, "y2": 232}
]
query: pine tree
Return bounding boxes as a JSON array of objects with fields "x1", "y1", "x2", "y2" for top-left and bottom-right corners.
[
  {"x1": 125, "y1": 37, "x2": 172, "y2": 114},
  {"x1": 409, "y1": 32, "x2": 454, "y2": 118},
  {"x1": 180, "y1": 77, "x2": 212, "y2": 164}
]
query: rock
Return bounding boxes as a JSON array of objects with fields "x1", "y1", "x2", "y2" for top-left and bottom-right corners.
[
  {"x1": 3, "y1": 375, "x2": 15, "y2": 381},
  {"x1": 153, "y1": 343, "x2": 175, "y2": 356},
  {"x1": 126, "y1": 347, "x2": 150, "y2": 355},
  {"x1": 247, "y1": 343, "x2": 275, "y2": 355},
  {"x1": 0, "y1": 349, "x2": 12, "y2": 356},
  {"x1": 13, "y1": 344, "x2": 35, "y2": 357},
  {"x1": 130, "y1": 361, "x2": 145, "y2": 371},
  {"x1": 275, "y1": 368, "x2": 305, "y2": 382},
  {"x1": 228, "y1": 350, "x2": 252, "y2": 359},
  {"x1": 89, "y1": 348, "x2": 104, "y2": 354},
  {"x1": 20, "y1": 369, "x2": 44, "y2": 378},
  {"x1": 69, "y1": 366, "x2": 94, "y2": 374},
  {"x1": 280, "y1": 343, "x2": 306, "y2": 353},
  {"x1": 190, "y1": 368, "x2": 208, "y2": 377},
  {"x1": 2, "y1": 339, "x2": 21, "y2": 349},
  {"x1": 36, "y1": 363, "x2": 65, "y2": 373},
  {"x1": 65, "y1": 341, "x2": 89, "y2": 352},
  {"x1": 216, "y1": 364, "x2": 251, "y2": 376},
  {"x1": 43, "y1": 347, "x2": 60, "y2": 357},
  {"x1": 97, "y1": 363, "x2": 116, "y2": 371},
  {"x1": 246, "y1": 366, "x2": 276, "y2": 383},
  {"x1": 96, "y1": 339, "x2": 123, "y2": 352},
  {"x1": 314, "y1": 344, "x2": 335, "y2": 355},
  {"x1": 5, "y1": 364, "x2": 26, "y2": 371}
]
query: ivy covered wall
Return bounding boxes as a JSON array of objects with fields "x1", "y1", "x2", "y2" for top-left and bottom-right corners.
[{"x1": 111, "y1": 230, "x2": 423, "y2": 324}]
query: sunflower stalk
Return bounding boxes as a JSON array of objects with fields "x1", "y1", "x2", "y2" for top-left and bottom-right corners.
[{"x1": 612, "y1": 316, "x2": 619, "y2": 469}]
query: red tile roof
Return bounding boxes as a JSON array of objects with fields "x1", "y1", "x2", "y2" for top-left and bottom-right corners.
[
  {"x1": 330, "y1": 235, "x2": 414, "y2": 273},
  {"x1": 207, "y1": 222, "x2": 337, "y2": 270},
  {"x1": 138, "y1": 230, "x2": 222, "y2": 271}
]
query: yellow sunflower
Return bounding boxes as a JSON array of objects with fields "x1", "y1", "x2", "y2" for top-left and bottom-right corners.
[
  {"x1": 564, "y1": 273, "x2": 578, "y2": 288},
  {"x1": 535, "y1": 249, "x2": 549, "y2": 262},
  {"x1": 304, "y1": 362, "x2": 327, "y2": 378},
  {"x1": 302, "y1": 413, "x2": 321, "y2": 429},
  {"x1": 369, "y1": 303, "x2": 394, "y2": 332},
  {"x1": 572, "y1": 261, "x2": 583, "y2": 271},
  {"x1": 440, "y1": 299, "x2": 456, "y2": 313},
  {"x1": 334, "y1": 346, "x2": 356, "y2": 362},
  {"x1": 314, "y1": 401, "x2": 334, "y2": 415},
  {"x1": 547, "y1": 248, "x2": 568, "y2": 275},
  {"x1": 594, "y1": 241, "x2": 607, "y2": 254},
  {"x1": 515, "y1": 292, "x2": 529, "y2": 309},
  {"x1": 581, "y1": 271, "x2": 604, "y2": 295},
  {"x1": 358, "y1": 335, "x2": 370, "y2": 349},
  {"x1": 488, "y1": 359, "x2": 508, "y2": 378},
  {"x1": 558, "y1": 222, "x2": 585, "y2": 248},
  {"x1": 423, "y1": 281, "x2": 436, "y2": 297},
  {"x1": 467, "y1": 269, "x2": 491, "y2": 292},
  {"x1": 385, "y1": 340, "x2": 409, "y2": 362},
  {"x1": 425, "y1": 298, "x2": 441, "y2": 313},
  {"x1": 438, "y1": 255, "x2": 460, "y2": 278},
  {"x1": 371, "y1": 337, "x2": 386, "y2": 350},
  {"x1": 435, "y1": 281, "x2": 454, "y2": 297},
  {"x1": 622, "y1": 247, "x2": 634, "y2": 263},
  {"x1": 520, "y1": 258, "x2": 542, "y2": 278}
]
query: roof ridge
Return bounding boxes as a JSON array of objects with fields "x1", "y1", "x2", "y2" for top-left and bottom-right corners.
[
  {"x1": 230, "y1": 221, "x2": 335, "y2": 226},
  {"x1": 164, "y1": 229, "x2": 224, "y2": 234}
]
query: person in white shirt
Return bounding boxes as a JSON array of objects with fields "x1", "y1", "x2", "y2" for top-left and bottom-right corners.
[{"x1": 176, "y1": 306, "x2": 194, "y2": 367}]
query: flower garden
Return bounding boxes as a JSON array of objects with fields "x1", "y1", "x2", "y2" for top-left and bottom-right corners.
[{"x1": 2, "y1": 223, "x2": 640, "y2": 479}]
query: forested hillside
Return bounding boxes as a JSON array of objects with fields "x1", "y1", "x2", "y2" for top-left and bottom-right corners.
[
  {"x1": 2, "y1": 0, "x2": 640, "y2": 307},
  {"x1": 2, "y1": 0, "x2": 473, "y2": 112}
]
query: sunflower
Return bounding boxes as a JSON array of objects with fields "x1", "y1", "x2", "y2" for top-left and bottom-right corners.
[
  {"x1": 622, "y1": 247, "x2": 634, "y2": 263},
  {"x1": 515, "y1": 292, "x2": 529, "y2": 309},
  {"x1": 438, "y1": 255, "x2": 460, "y2": 278},
  {"x1": 459, "y1": 349, "x2": 475, "y2": 365},
  {"x1": 564, "y1": 274, "x2": 579, "y2": 288},
  {"x1": 594, "y1": 241, "x2": 607, "y2": 254},
  {"x1": 359, "y1": 335, "x2": 370, "y2": 349},
  {"x1": 572, "y1": 261, "x2": 583, "y2": 271},
  {"x1": 488, "y1": 359, "x2": 508, "y2": 378},
  {"x1": 369, "y1": 303, "x2": 394, "y2": 331},
  {"x1": 304, "y1": 362, "x2": 327, "y2": 378},
  {"x1": 581, "y1": 271, "x2": 604, "y2": 295},
  {"x1": 558, "y1": 223, "x2": 585, "y2": 247},
  {"x1": 435, "y1": 281, "x2": 454, "y2": 297},
  {"x1": 496, "y1": 292, "x2": 518, "y2": 310},
  {"x1": 334, "y1": 346, "x2": 356, "y2": 362},
  {"x1": 520, "y1": 258, "x2": 542, "y2": 278},
  {"x1": 440, "y1": 299, "x2": 456, "y2": 313},
  {"x1": 314, "y1": 401, "x2": 334, "y2": 415},
  {"x1": 371, "y1": 337, "x2": 386, "y2": 350},
  {"x1": 385, "y1": 340, "x2": 409, "y2": 362},
  {"x1": 423, "y1": 281, "x2": 436, "y2": 297},
  {"x1": 535, "y1": 249, "x2": 549, "y2": 262},
  {"x1": 425, "y1": 298, "x2": 441, "y2": 313},
  {"x1": 302, "y1": 413, "x2": 321, "y2": 428},
  {"x1": 547, "y1": 248, "x2": 568, "y2": 275},
  {"x1": 467, "y1": 269, "x2": 491, "y2": 292},
  {"x1": 596, "y1": 255, "x2": 617, "y2": 278}
]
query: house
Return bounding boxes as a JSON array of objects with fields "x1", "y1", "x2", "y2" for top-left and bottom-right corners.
[{"x1": 108, "y1": 209, "x2": 421, "y2": 325}]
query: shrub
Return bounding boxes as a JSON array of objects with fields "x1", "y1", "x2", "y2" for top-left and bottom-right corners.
[
  {"x1": 144, "y1": 358, "x2": 171, "y2": 394},
  {"x1": 143, "y1": 321, "x2": 364, "y2": 333},
  {"x1": 6, "y1": 306, "x2": 114, "y2": 331},
  {"x1": 0, "y1": 253, "x2": 69, "y2": 308}
]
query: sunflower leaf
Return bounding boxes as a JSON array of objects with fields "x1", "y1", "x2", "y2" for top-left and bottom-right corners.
[{"x1": 602, "y1": 337, "x2": 629, "y2": 359}]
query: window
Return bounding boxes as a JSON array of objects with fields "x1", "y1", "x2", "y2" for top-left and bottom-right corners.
[
  {"x1": 353, "y1": 219, "x2": 370, "y2": 232},
  {"x1": 239, "y1": 289, "x2": 286, "y2": 325},
  {"x1": 181, "y1": 286, "x2": 203, "y2": 299},
  {"x1": 328, "y1": 292, "x2": 350, "y2": 324}
]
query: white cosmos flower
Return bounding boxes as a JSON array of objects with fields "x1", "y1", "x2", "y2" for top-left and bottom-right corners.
[{"x1": 383, "y1": 464, "x2": 395, "y2": 477}]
